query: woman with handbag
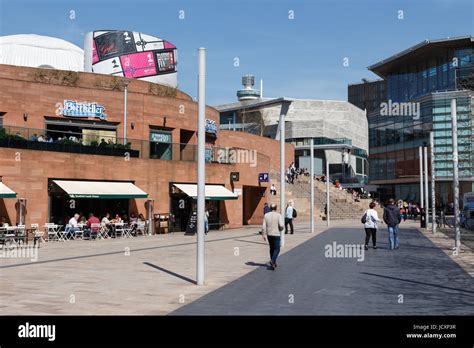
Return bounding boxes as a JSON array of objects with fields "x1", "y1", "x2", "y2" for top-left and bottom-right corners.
[{"x1": 361, "y1": 202, "x2": 382, "y2": 250}]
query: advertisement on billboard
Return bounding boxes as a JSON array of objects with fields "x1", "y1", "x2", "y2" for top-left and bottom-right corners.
[{"x1": 84, "y1": 30, "x2": 178, "y2": 88}]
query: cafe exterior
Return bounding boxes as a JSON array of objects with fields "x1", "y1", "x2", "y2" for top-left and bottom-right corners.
[{"x1": 0, "y1": 64, "x2": 293, "y2": 230}]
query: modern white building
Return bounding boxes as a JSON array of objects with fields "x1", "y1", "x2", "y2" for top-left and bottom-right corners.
[
  {"x1": 0, "y1": 34, "x2": 84, "y2": 71},
  {"x1": 216, "y1": 76, "x2": 369, "y2": 186}
]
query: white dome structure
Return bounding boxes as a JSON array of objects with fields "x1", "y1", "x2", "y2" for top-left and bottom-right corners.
[{"x1": 0, "y1": 34, "x2": 84, "y2": 71}]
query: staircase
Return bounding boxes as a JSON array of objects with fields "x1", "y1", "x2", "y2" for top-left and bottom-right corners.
[{"x1": 268, "y1": 174, "x2": 383, "y2": 220}]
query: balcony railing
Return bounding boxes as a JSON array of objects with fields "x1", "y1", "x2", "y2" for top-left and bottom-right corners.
[{"x1": 0, "y1": 126, "x2": 268, "y2": 165}]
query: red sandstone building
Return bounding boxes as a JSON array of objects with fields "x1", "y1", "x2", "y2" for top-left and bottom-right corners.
[{"x1": 0, "y1": 64, "x2": 293, "y2": 231}]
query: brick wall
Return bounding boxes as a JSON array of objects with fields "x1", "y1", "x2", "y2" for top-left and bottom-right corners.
[{"x1": 0, "y1": 64, "x2": 294, "y2": 229}]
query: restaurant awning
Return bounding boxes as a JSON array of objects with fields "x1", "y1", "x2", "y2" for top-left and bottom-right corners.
[
  {"x1": 173, "y1": 183, "x2": 238, "y2": 200},
  {"x1": 53, "y1": 180, "x2": 148, "y2": 199},
  {"x1": 0, "y1": 182, "x2": 16, "y2": 198}
]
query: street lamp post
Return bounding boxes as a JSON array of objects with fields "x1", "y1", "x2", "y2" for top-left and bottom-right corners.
[
  {"x1": 424, "y1": 145, "x2": 429, "y2": 228},
  {"x1": 310, "y1": 138, "x2": 314, "y2": 233},
  {"x1": 279, "y1": 111, "x2": 285, "y2": 247},
  {"x1": 196, "y1": 48, "x2": 206, "y2": 285},
  {"x1": 451, "y1": 98, "x2": 461, "y2": 251},
  {"x1": 430, "y1": 131, "x2": 436, "y2": 234},
  {"x1": 326, "y1": 157, "x2": 330, "y2": 226},
  {"x1": 123, "y1": 80, "x2": 130, "y2": 145},
  {"x1": 419, "y1": 146, "x2": 424, "y2": 210}
]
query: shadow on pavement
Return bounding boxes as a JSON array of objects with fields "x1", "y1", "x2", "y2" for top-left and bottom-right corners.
[
  {"x1": 143, "y1": 262, "x2": 196, "y2": 285},
  {"x1": 361, "y1": 272, "x2": 474, "y2": 295}
]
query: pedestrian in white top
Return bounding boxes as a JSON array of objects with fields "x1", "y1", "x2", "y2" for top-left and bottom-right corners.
[
  {"x1": 66, "y1": 213, "x2": 80, "y2": 239},
  {"x1": 285, "y1": 201, "x2": 295, "y2": 234},
  {"x1": 262, "y1": 204, "x2": 285, "y2": 270},
  {"x1": 362, "y1": 202, "x2": 382, "y2": 250}
]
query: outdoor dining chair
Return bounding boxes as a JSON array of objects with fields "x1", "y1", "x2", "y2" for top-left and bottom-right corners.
[
  {"x1": 16, "y1": 225, "x2": 27, "y2": 245},
  {"x1": 31, "y1": 223, "x2": 45, "y2": 246},
  {"x1": 114, "y1": 223, "x2": 125, "y2": 238},
  {"x1": 89, "y1": 223, "x2": 101, "y2": 240},
  {"x1": 97, "y1": 225, "x2": 109, "y2": 239},
  {"x1": 45, "y1": 223, "x2": 60, "y2": 242}
]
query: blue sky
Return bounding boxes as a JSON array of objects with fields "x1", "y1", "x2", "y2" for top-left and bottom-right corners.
[{"x1": 0, "y1": 0, "x2": 472, "y2": 104}]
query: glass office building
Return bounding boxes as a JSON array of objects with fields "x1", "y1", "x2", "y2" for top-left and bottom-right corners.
[{"x1": 350, "y1": 36, "x2": 474, "y2": 204}]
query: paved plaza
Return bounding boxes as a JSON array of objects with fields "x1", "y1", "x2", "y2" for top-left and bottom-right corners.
[
  {"x1": 0, "y1": 221, "x2": 327, "y2": 315},
  {"x1": 1, "y1": 220, "x2": 472, "y2": 315},
  {"x1": 173, "y1": 222, "x2": 474, "y2": 315}
]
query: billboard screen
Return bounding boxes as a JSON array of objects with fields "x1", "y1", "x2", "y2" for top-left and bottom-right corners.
[{"x1": 84, "y1": 30, "x2": 178, "y2": 88}]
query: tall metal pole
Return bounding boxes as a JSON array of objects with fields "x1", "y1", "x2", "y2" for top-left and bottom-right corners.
[
  {"x1": 424, "y1": 146, "x2": 429, "y2": 228},
  {"x1": 326, "y1": 157, "x2": 330, "y2": 226},
  {"x1": 430, "y1": 131, "x2": 436, "y2": 234},
  {"x1": 451, "y1": 98, "x2": 461, "y2": 250},
  {"x1": 310, "y1": 138, "x2": 314, "y2": 233},
  {"x1": 123, "y1": 83, "x2": 128, "y2": 145},
  {"x1": 419, "y1": 146, "x2": 424, "y2": 209},
  {"x1": 196, "y1": 48, "x2": 206, "y2": 285},
  {"x1": 280, "y1": 111, "x2": 285, "y2": 247}
]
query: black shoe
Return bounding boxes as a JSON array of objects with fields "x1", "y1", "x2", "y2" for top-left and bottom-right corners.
[
  {"x1": 291, "y1": 232, "x2": 294, "y2": 234},
  {"x1": 364, "y1": 245, "x2": 369, "y2": 250},
  {"x1": 373, "y1": 245, "x2": 377, "y2": 249},
  {"x1": 285, "y1": 232, "x2": 288, "y2": 234}
]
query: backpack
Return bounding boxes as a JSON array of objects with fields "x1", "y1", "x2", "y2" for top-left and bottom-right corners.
[{"x1": 292, "y1": 208, "x2": 297, "y2": 218}]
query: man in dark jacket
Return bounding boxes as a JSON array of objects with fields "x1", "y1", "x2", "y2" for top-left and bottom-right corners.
[{"x1": 383, "y1": 198, "x2": 402, "y2": 250}]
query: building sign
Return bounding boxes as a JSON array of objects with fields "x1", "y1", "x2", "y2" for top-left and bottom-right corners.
[
  {"x1": 258, "y1": 173, "x2": 269, "y2": 183},
  {"x1": 205, "y1": 142, "x2": 213, "y2": 162},
  {"x1": 463, "y1": 192, "x2": 474, "y2": 208},
  {"x1": 56, "y1": 100, "x2": 107, "y2": 120},
  {"x1": 205, "y1": 119, "x2": 218, "y2": 136},
  {"x1": 150, "y1": 131, "x2": 172, "y2": 143}
]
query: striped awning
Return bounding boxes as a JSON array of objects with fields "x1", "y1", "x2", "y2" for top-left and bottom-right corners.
[
  {"x1": 173, "y1": 184, "x2": 238, "y2": 200},
  {"x1": 0, "y1": 182, "x2": 16, "y2": 198}
]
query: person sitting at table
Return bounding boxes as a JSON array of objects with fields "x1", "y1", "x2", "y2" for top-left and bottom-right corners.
[
  {"x1": 111, "y1": 214, "x2": 122, "y2": 224},
  {"x1": 66, "y1": 213, "x2": 80, "y2": 239},
  {"x1": 129, "y1": 212, "x2": 138, "y2": 225},
  {"x1": 101, "y1": 213, "x2": 111, "y2": 226},
  {"x1": 122, "y1": 214, "x2": 129, "y2": 224},
  {"x1": 86, "y1": 213, "x2": 100, "y2": 239},
  {"x1": 78, "y1": 214, "x2": 87, "y2": 224},
  {"x1": 0, "y1": 216, "x2": 8, "y2": 227}
]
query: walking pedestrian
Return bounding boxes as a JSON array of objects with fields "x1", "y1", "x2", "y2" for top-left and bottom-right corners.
[
  {"x1": 285, "y1": 200, "x2": 295, "y2": 234},
  {"x1": 262, "y1": 203, "x2": 284, "y2": 270},
  {"x1": 270, "y1": 184, "x2": 277, "y2": 195},
  {"x1": 263, "y1": 202, "x2": 271, "y2": 215},
  {"x1": 383, "y1": 198, "x2": 402, "y2": 250},
  {"x1": 362, "y1": 202, "x2": 382, "y2": 250}
]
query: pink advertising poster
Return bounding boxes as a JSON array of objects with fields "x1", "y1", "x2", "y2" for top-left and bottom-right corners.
[
  {"x1": 164, "y1": 41, "x2": 176, "y2": 49},
  {"x1": 120, "y1": 52, "x2": 157, "y2": 78},
  {"x1": 92, "y1": 41, "x2": 99, "y2": 64}
]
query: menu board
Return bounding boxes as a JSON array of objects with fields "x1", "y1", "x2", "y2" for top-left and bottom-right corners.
[
  {"x1": 185, "y1": 211, "x2": 198, "y2": 235},
  {"x1": 84, "y1": 30, "x2": 178, "y2": 88}
]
